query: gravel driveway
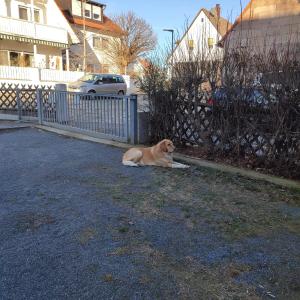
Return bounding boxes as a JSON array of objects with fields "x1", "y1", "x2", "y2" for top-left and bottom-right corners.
[{"x1": 0, "y1": 127, "x2": 299, "y2": 299}]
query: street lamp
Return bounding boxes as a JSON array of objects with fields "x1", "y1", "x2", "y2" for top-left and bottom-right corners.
[{"x1": 163, "y1": 29, "x2": 174, "y2": 76}]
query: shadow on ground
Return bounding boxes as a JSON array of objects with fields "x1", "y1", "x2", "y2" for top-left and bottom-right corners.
[{"x1": 0, "y1": 128, "x2": 299, "y2": 299}]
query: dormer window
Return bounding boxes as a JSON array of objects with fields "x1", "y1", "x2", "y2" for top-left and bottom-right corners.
[
  {"x1": 71, "y1": 0, "x2": 103, "y2": 21},
  {"x1": 93, "y1": 6, "x2": 101, "y2": 20},
  {"x1": 85, "y1": 9, "x2": 90, "y2": 17},
  {"x1": 84, "y1": 3, "x2": 91, "y2": 18}
]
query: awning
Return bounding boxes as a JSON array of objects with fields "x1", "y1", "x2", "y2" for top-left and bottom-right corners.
[{"x1": 0, "y1": 33, "x2": 69, "y2": 49}]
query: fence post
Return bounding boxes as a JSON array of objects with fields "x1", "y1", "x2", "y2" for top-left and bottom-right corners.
[
  {"x1": 16, "y1": 89, "x2": 22, "y2": 121},
  {"x1": 36, "y1": 89, "x2": 43, "y2": 124},
  {"x1": 130, "y1": 94, "x2": 138, "y2": 144}
]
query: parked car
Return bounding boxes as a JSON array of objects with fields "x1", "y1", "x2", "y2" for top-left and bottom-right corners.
[
  {"x1": 69, "y1": 74, "x2": 127, "y2": 95},
  {"x1": 208, "y1": 87, "x2": 268, "y2": 106}
]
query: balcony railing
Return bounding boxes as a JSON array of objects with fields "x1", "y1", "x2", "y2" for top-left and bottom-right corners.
[
  {"x1": 0, "y1": 66, "x2": 84, "y2": 83},
  {"x1": 0, "y1": 16, "x2": 68, "y2": 45},
  {"x1": 0, "y1": 66, "x2": 131, "y2": 88}
]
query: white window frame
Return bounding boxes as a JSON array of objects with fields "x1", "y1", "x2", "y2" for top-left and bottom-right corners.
[
  {"x1": 92, "y1": 6, "x2": 101, "y2": 21},
  {"x1": 18, "y1": 5, "x2": 29, "y2": 20},
  {"x1": 84, "y1": 3, "x2": 91, "y2": 18},
  {"x1": 34, "y1": 8, "x2": 40, "y2": 23}
]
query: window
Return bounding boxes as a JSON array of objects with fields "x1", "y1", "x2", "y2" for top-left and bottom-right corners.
[
  {"x1": 208, "y1": 37, "x2": 214, "y2": 48},
  {"x1": 92, "y1": 5, "x2": 101, "y2": 20},
  {"x1": 102, "y1": 38, "x2": 109, "y2": 48},
  {"x1": 34, "y1": 9, "x2": 40, "y2": 22},
  {"x1": 188, "y1": 39, "x2": 194, "y2": 50},
  {"x1": 93, "y1": 36, "x2": 102, "y2": 49},
  {"x1": 85, "y1": 9, "x2": 90, "y2": 18},
  {"x1": 116, "y1": 76, "x2": 124, "y2": 83},
  {"x1": 0, "y1": 51, "x2": 9, "y2": 66},
  {"x1": 23, "y1": 53, "x2": 34, "y2": 67},
  {"x1": 9, "y1": 52, "x2": 20, "y2": 66},
  {"x1": 9, "y1": 51, "x2": 33, "y2": 67},
  {"x1": 93, "y1": 36, "x2": 109, "y2": 49},
  {"x1": 84, "y1": 3, "x2": 91, "y2": 18},
  {"x1": 19, "y1": 6, "x2": 28, "y2": 20},
  {"x1": 201, "y1": 18, "x2": 204, "y2": 22},
  {"x1": 102, "y1": 76, "x2": 113, "y2": 84},
  {"x1": 102, "y1": 64, "x2": 110, "y2": 73}
]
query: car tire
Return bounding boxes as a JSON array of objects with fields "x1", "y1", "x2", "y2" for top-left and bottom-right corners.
[{"x1": 118, "y1": 90, "x2": 125, "y2": 95}]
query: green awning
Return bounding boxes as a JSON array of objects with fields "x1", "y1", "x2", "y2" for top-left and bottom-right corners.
[{"x1": 0, "y1": 33, "x2": 69, "y2": 48}]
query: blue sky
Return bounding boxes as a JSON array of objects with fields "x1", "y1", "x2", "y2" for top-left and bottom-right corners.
[{"x1": 101, "y1": 0, "x2": 249, "y2": 48}]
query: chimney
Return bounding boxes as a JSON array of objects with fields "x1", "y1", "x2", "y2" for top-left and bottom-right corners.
[{"x1": 216, "y1": 4, "x2": 221, "y2": 19}]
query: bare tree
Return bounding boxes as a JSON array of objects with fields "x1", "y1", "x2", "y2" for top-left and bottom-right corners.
[{"x1": 104, "y1": 11, "x2": 157, "y2": 74}]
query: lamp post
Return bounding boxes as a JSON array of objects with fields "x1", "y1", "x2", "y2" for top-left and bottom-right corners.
[{"x1": 163, "y1": 28, "x2": 174, "y2": 76}]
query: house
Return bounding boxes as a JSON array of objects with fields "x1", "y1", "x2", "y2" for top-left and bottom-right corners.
[
  {"x1": 220, "y1": 0, "x2": 300, "y2": 55},
  {"x1": 0, "y1": 0, "x2": 80, "y2": 84},
  {"x1": 172, "y1": 4, "x2": 231, "y2": 62},
  {"x1": 55, "y1": 0, "x2": 124, "y2": 74}
]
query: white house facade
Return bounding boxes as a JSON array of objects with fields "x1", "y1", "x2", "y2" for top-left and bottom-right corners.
[
  {"x1": 56, "y1": 0, "x2": 124, "y2": 74},
  {"x1": 0, "y1": 0, "x2": 85, "y2": 84},
  {"x1": 173, "y1": 4, "x2": 230, "y2": 62}
]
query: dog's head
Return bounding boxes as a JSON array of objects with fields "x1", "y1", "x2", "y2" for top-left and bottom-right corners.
[{"x1": 159, "y1": 139, "x2": 175, "y2": 153}]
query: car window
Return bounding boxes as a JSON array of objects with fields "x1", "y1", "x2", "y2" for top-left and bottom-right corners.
[
  {"x1": 111, "y1": 76, "x2": 118, "y2": 83},
  {"x1": 94, "y1": 76, "x2": 103, "y2": 84},
  {"x1": 102, "y1": 76, "x2": 112, "y2": 84},
  {"x1": 80, "y1": 74, "x2": 98, "y2": 83},
  {"x1": 117, "y1": 76, "x2": 125, "y2": 83}
]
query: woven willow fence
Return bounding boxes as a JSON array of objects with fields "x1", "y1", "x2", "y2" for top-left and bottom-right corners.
[
  {"x1": 139, "y1": 41, "x2": 300, "y2": 178},
  {"x1": 147, "y1": 89, "x2": 300, "y2": 178}
]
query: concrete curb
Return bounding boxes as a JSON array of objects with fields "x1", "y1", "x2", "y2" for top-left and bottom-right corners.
[
  {"x1": 0, "y1": 121, "x2": 31, "y2": 131},
  {"x1": 33, "y1": 124, "x2": 300, "y2": 190},
  {"x1": 174, "y1": 154, "x2": 300, "y2": 190},
  {"x1": 34, "y1": 125, "x2": 132, "y2": 150}
]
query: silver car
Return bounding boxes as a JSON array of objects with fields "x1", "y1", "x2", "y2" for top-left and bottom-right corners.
[{"x1": 69, "y1": 74, "x2": 127, "y2": 95}]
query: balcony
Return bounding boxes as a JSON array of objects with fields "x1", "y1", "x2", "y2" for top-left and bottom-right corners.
[
  {"x1": 0, "y1": 16, "x2": 68, "y2": 45},
  {"x1": 0, "y1": 66, "x2": 84, "y2": 84}
]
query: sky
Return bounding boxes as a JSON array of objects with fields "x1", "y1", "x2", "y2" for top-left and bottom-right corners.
[{"x1": 101, "y1": 0, "x2": 249, "y2": 48}]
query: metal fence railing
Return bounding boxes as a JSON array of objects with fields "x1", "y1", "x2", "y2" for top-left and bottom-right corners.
[
  {"x1": 0, "y1": 84, "x2": 138, "y2": 143},
  {"x1": 40, "y1": 91, "x2": 137, "y2": 142}
]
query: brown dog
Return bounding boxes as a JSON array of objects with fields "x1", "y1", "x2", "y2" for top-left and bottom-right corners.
[{"x1": 122, "y1": 139, "x2": 189, "y2": 168}]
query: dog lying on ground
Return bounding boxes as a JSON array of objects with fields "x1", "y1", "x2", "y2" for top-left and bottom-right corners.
[{"x1": 122, "y1": 139, "x2": 189, "y2": 168}]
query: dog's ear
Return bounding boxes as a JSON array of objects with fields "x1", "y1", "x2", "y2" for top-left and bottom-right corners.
[{"x1": 159, "y1": 140, "x2": 168, "y2": 152}]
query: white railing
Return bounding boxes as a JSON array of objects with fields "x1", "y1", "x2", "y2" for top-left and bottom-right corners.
[
  {"x1": 0, "y1": 66, "x2": 83, "y2": 83},
  {"x1": 0, "y1": 66, "x2": 131, "y2": 88},
  {"x1": 0, "y1": 16, "x2": 68, "y2": 44},
  {"x1": 0, "y1": 66, "x2": 39, "y2": 81},
  {"x1": 41, "y1": 69, "x2": 84, "y2": 82}
]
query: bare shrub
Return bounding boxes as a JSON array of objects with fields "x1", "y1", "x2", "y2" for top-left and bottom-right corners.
[
  {"x1": 104, "y1": 11, "x2": 157, "y2": 74},
  {"x1": 138, "y1": 27, "x2": 300, "y2": 179}
]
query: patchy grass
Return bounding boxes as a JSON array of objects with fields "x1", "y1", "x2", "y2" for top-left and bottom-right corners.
[
  {"x1": 102, "y1": 274, "x2": 114, "y2": 283},
  {"x1": 79, "y1": 165, "x2": 300, "y2": 298},
  {"x1": 76, "y1": 227, "x2": 97, "y2": 245},
  {"x1": 16, "y1": 212, "x2": 55, "y2": 233},
  {"x1": 88, "y1": 166, "x2": 300, "y2": 240}
]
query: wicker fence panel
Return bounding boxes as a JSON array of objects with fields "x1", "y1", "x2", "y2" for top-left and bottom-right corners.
[
  {"x1": 149, "y1": 93, "x2": 300, "y2": 178},
  {"x1": 0, "y1": 83, "x2": 53, "y2": 114}
]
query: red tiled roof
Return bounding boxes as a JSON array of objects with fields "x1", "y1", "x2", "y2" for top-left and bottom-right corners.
[
  {"x1": 61, "y1": 10, "x2": 124, "y2": 36},
  {"x1": 202, "y1": 9, "x2": 231, "y2": 37},
  {"x1": 219, "y1": 0, "x2": 255, "y2": 45}
]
